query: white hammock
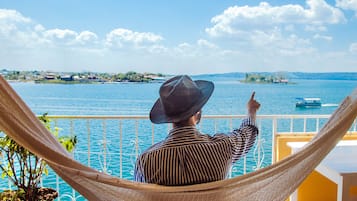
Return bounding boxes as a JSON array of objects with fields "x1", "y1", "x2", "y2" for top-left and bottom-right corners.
[{"x1": 0, "y1": 75, "x2": 356, "y2": 201}]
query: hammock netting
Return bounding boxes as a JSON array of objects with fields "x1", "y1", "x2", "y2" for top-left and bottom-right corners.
[{"x1": 0, "y1": 76, "x2": 356, "y2": 201}]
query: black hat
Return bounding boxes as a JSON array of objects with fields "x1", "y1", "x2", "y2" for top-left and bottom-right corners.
[{"x1": 150, "y1": 75, "x2": 214, "y2": 124}]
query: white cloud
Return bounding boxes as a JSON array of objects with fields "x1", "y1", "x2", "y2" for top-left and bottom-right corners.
[
  {"x1": 284, "y1": 25, "x2": 295, "y2": 32},
  {"x1": 174, "y1": 43, "x2": 194, "y2": 56},
  {"x1": 197, "y1": 39, "x2": 217, "y2": 49},
  {"x1": 313, "y1": 33, "x2": 333, "y2": 41},
  {"x1": 75, "y1": 31, "x2": 98, "y2": 45},
  {"x1": 77, "y1": 31, "x2": 97, "y2": 41},
  {"x1": 34, "y1": 24, "x2": 45, "y2": 32},
  {"x1": 0, "y1": 10, "x2": 76, "y2": 47},
  {"x1": 0, "y1": 9, "x2": 31, "y2": 36},
  {"x1": 166, "y1": 40, "x2": 220, "y2": 61},
  {"x1": 250, "y1": 29, "x2": 314, "y2": 56},
  {"x1": 209, "y1": 26, "x2": 313, "y2": 58},
  {"x1": 147, "y1": 45, "x2": 168, "y2": 54},
  {"x1": 304, "y1": 25, "x2": 327, "y2": 32},
  {"x1": 336, "y1": 0, "x2": 357, "y2": 15},
  {"x1": 350, "y1": 43, "x2": 357, "y2": 53},
  {"x1": 43, "y1": 29, "x2": 77, "y2": 42},
  {"x1": 306, "y1": 0, "x2": 345, "y2": 23},
  {"x1": 43, "y1": 29, "x2": 99, "y2": 47},
  {"x1": 0, "y1": 9, "x2": 31, "y2": 23},
  {"x1": 206, "y1": 0, "x2": 345, "y2": 36},
  {"x1": 0, "y1": 9, "x2": 46, "y2": 47},
  {"x1": 202, "y1": 0, "x2": 346, "y2": 68},
  {"x1": 106, "y1": 28, "x2": 163, "y2": 48}
]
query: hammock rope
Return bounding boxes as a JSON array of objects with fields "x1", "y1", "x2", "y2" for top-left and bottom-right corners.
[{"x1": 0, "y1": 76, "x2": 356, "y2": 201}]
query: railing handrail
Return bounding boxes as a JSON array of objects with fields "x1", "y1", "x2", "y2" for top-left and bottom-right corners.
[{"x1": 46, "y1": 114, "x2": 332, "y2": 119}]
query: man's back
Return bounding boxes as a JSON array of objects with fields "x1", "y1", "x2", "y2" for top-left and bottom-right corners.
[
  {"x1": 134, "y1": 122, "x2": 258, "y2": 185},
  {"x1": 135, "y1": 126, "x2": 232, "y2": 185}
]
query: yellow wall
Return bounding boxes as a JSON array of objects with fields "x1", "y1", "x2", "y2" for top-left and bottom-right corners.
[
  {"x1": 275, "y1": 132, "x2": 357, "y2": 201},
  {"x1": 351, "y1": 187, "x2": 357, "y2": 201}
]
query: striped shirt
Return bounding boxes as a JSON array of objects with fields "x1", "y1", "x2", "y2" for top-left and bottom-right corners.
[{"x1": 134, "y1": 118, "x2": 259, "y2": 186}]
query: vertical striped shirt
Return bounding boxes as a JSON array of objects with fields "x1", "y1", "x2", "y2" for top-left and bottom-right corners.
[{"x1": 134, "y1": 117, "x2": 258, "y2": 186}]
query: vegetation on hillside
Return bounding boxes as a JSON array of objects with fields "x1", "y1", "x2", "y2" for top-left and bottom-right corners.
[
  {"x1": 240, "y1": 73, "x2": 290, "y2": 84},
  {"x1": 0, "y1": 69, "x2": 166, "y2": 83}
]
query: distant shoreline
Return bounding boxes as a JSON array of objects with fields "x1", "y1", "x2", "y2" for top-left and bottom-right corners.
[
  {"x1": 239, "y1": 80, "x2": 297, "y2": 85},
  {"x1": 0, "y1": 70, "x2": 167, "y2": 84},
  {"x1": 193, "y1": 72, "x2": 357, "y2": 81},
  {"x1": 2, "y1": 70, "x2": 357, "y2": 84}
]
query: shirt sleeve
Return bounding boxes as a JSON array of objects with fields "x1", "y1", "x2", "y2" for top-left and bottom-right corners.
[
  {"x1": 134, "y1": 157, "x2": 145, "y2": 182},
  {"x1": 227, "y1": 117, "x2": 259, "y2": 163}
]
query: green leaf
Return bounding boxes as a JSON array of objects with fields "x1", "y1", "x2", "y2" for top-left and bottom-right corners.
[{"x1": 43, "y1": 167, "x2": 48, "y2": 176}]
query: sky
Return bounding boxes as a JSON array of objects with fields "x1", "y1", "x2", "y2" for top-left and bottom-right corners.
[{"x1": 0, "y1": 0, "x2": 357, "y2": 75}]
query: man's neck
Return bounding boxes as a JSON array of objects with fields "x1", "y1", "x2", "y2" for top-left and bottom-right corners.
[
  {"x1": 173, "y1": 118, "x2": 196, "y2": 128},
  {"x1": 173, "y1": 122, "x2": 195, "y2": 129}
]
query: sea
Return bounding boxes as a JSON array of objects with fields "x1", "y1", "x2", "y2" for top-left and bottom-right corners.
[
  {"x1": 2, "y1": 73, "x2": 357, "y2": 200},
  {"x1": 10, "y1": 74, "x2": 357, "y2": 116}
]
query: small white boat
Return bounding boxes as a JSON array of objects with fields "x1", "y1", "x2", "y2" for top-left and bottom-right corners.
[{"x1": 296, "y1": 98, "x2": 322, "y2": 108}]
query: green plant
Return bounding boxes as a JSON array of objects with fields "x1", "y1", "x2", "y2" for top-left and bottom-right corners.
[{"x1": 0, "y1": 113, "x2": 77, "y2": 201}]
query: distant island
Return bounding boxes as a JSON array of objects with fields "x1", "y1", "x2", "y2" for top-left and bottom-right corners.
[
  {"x1": 240, "y1": 73, "x2": 290, "y2": 84},
  {"x1": 0, "y1": 69, "x2": 167, "y2": 84}
]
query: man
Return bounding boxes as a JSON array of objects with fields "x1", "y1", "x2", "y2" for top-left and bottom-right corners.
[{"x1": 134, "y1": 75, "x2": 260, "y2": 186}]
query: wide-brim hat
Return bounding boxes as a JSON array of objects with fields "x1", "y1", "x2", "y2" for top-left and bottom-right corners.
[{"x1": 150, "y1": 75, "x2": 214, "y2": 124}]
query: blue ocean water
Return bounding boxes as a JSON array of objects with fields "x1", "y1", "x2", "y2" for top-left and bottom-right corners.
[
  {"x1": 3, "y1": 76, "x2": 357, "y2": 200},
  {"x1": 11, "y1": 77, "x2": 356, "y2": 116}
]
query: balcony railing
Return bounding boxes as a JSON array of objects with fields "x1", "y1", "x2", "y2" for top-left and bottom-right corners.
[{"x1": 1, "y1": 114, "x2": 356, "y2": 201}]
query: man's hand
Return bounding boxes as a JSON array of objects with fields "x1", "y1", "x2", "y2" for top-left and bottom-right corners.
[{"x1": 247, "y1": 92, "x2": 260, "y2": 121}]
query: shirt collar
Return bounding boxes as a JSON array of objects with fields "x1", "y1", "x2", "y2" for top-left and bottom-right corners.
[{"x1": 167, "y1": 126, "x2": 198, "y2": 138}]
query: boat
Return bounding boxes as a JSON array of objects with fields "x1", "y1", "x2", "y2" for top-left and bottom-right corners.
[{"x1": 295, "y1": 98, "x2": 322, "y2": 108}]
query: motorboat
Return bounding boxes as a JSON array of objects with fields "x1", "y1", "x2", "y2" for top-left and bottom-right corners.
[{"x1": 296, "y1": 98, "x2": 321, "y2": 108}]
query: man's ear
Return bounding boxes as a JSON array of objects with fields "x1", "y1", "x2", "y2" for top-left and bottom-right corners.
[{"x1": 195, "y1": 110, "x2": 202, "y2": 125}]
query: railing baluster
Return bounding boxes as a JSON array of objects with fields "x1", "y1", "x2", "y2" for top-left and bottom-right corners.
[
  {"x1": 102, "y1": 120, "x2": 107, "y2": 173},
  {"x1": 256, "y1": 119, "x2": 263, "y2": 170},
  {"x1": 229, "y1": 117, "x2": 232, "y2": 131},
  {"x1": 119, "y1": 119, "x2": 123, "y2": 178},
  {"x1": 272, "y1": 117, "x2": 277, "y2": 163},
  {"x1": 243, "y1": 155, "x2": 247, "y2": 175},
  {"x1": 70, "y1": 119, "x2": 74, "y2": 138},
  {"x1": 56, "y1": 175, "x2": 60, "y2": 201},
  {"x1": 214, "y1": 118, "x2": 217, "y2": 133},
  {"x1": 70, "y1": 119, "x2": 78, "y2": 199},
  {"x1": 86, "y1": 120, "x2": 91, "y2": 167},
  {"x1": 169, "y1": 123, "x2": 173, "y2": 132},
  {"x1": 135, "y1": 120, "x2": 139, "y2": 158},
  {"x1": 230, "y1": 117, "x2": 234, "y2": 177},
  {"x1": 72, "y1": 187, "x2": 76, "y2": 201},
  {"x1": 53, "y1": 118, "x2": 60, "y2": 200}
]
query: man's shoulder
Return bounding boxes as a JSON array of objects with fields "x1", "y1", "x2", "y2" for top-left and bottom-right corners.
[
  {"x1": 209, "y1": 133, "x2": 231, "y2": 140},
  {"x1": 139, "y1": 132, "x2": 231, "y2": 156},
  {"x1": 143, "y1": 141, "x2": 164, "y2": 154}
]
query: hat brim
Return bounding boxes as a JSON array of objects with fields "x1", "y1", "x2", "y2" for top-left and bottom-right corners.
[{"x1": 150, "y1": 80, "x2": 214, "y2": 124}]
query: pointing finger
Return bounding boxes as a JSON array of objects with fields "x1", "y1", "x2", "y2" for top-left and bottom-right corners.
[{"x1": 250, "y1": 92, "x2": 256, "y2": 100}]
